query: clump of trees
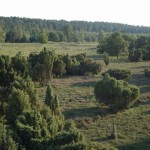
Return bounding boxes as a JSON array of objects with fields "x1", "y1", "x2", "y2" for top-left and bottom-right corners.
[
  {"x1": 103, "y1": 69, "x2": 131, "y2": 80},
  {"x1": 97, "y1": 32, "x2": 150, "y2": 62},
  {"x1": 128, "y1": 50, "x2": 143, "y2": 62},
  {"x1": 0, "y1": 53, "x2": 88, "y2": 149},
  {"x1": 128, "y1": 35, "x2": 150, "y2": 62},
  {"x1": 94, "y1": 74, "x2": 140, "y2": 111},
  {"x1": 28, "y1": 49, "x2": 102, "y2": 85},
  {"x1": 1, "y1": 17, "x2": 150, "y2": 44},
  {"x1": 97, "y1": 32, "x2": 128, "y2": 58}
]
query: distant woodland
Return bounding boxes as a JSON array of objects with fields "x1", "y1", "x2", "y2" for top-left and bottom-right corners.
[{"x1": 0, "y1": 16, "x2": 150, "y2": 43}]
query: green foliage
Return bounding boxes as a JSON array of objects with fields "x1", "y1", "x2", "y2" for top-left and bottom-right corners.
[
  {"x1": 144, "y1": 68, "x2": 150, "y2": 77},
  {"x1": 0, "y1": 26, "x2": 5, "y2": 43},
  {"x1": 8, "y1": 88, "x2": 31, "y2": 123},
  {"x1": 29, "y1": 49, "x2": 55, "y2": 84},
  {"x1": 80, "y1": 59, "x2": 102, "y2": 75},
  {"x1": 142, "y1": 50, "x2": 150, "y2": 60},
  {"x1": 103, "y1": 69, "x2": 131, "y2": 80},
  {"x1": 0, "y1": 117, "x2": 18, "y2": 150},
  {"x1": 106, "y1": 32, "x2": 128, "y2": 58},
  {"x1": 97, "y1": 41, "x2": 107, "y2": 54},
  {"x1": 0, "y1": 55, "x2": 15, "y2": 87},
  {"x1": 73, "y1": 53, "x2": 86, "y2": 62},
  {"x1": 97, "y1": 32, "x2": 128, "y2": 58},
  {"x1": 128, "y1": 50, "x2": 143, "y2": 62},
  {"x1": 32, "y1": 63, "x2": 46, "y2": 86},
  {"x1": 48, "y1": 31, "x2": 64, "y2": 42},
  {"x1": 38, "y1": 32, "x2": 48, "y2": 44},
  {"x1": 103, "y1": 53, "x2": 110, "y2": 66},
  {"x1": 63, "y1": 24, "x2": 73, "y2": 42},
  {"x1": 53, "y1": 59, "x2": 66, "y2": 77},
  {"x1": 94, "y1": 74, "x2": 140, "y2": 111},
  {"x1": 15, "y1": 110, "x2": 49, "y2": 148},
  {"x1": 45, "y1": 84, "x2": 60, "y2": 114},
  {"x1": 11, "y1": 51, "x2": 29, "y2": 77}
]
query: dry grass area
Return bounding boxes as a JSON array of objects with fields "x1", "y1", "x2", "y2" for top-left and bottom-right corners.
[{"x1": 0, "y1": 42, "x2": 150, "y2": 149}]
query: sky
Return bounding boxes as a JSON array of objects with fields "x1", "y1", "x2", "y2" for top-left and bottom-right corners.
[{"x1": 0, "y1": 0, "x2": 150, "y2": 26}]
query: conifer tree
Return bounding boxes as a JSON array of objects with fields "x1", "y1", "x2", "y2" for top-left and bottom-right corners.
[
  {"x1": 45, "y1": 84, "x2": 60, "y2": 114},
  {"x1": 45, "y1": 84, "x2": 54, "y2": 107}
]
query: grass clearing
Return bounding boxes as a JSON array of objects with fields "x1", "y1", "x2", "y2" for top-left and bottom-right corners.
[{"x1": 0, "y1": 42, "x2": 150, "y2": 149}]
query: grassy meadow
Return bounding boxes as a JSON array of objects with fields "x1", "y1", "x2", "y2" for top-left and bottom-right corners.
[{"x1": 0, "y1": 42, "x2": 150, "y2": 149}]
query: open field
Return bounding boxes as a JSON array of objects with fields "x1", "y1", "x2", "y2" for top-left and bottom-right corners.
[
  {"x1": 0, "y1": 42, "x2": 97, "y2": 56},
  {"x1": 0, "y1": 42, "x2": 150, "y2": 149}
]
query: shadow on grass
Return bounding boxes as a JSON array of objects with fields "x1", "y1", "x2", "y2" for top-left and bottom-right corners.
[
  {"x1": 71, "y1": 81, "x2": 97, "y2": 88},
  {"x1": 130, "y1": 73, "x2": 150, "y2": 93},
  {"x1": 118, "y1": 138, "x2": 150, "y2": 150},
  {"x1": 136, "y1": 98, "x2": 150, "y2": 106},
  {"x1": 63, "y1": 106, "x2": 110, "y2": 119}
]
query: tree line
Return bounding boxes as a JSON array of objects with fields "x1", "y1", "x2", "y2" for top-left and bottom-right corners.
[{"x1": 1, "y1": 17, "x2": 150, "y2": 43}]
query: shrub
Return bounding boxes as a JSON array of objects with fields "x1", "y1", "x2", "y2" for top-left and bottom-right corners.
[
  {"x1": 67, "y1": 67, "x2": 85, "y2": 75},
  {"x1": 144, "y1": 68, "x2": 150, "y2": 77},
  {"x1": 94, "y1": 74, "x2": 140, "y2": 111},
  {"x1": 103, "y1": 69, "x2": 131, "y2": 80},
  {"x1": 128, "y1": 50, "x2": 143, "y2": 62},
  {"x1": 80, "y1": 59, "x2": 102, "y2": 75},
  {"x1": 103, "y1": 53, "x2": 110, "y2": 66},
  {"x1": 73, "y1": 53, "x2": 86, "y2": 62},
  {"x1": 53, "y1": 59, "x2": 66, "y2": 77}
]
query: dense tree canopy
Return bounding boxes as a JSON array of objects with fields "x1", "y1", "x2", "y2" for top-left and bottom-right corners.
[{"x1": 1, "y1": 17, "x2": 150, "y2": 43}]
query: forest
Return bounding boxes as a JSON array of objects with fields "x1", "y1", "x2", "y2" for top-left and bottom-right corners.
[
  {"x1": 1, "y1": 17, "x2": 150, "y2": 43},
  {"x1": 0, "y1": 17, "x2": 150, "y2": 150}
]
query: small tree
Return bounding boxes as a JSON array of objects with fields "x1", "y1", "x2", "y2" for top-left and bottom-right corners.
[
  {"x1": 107, "y1": 32, "x2": 128, "y2": 59},
  {"x1": 103, "y1": 53, "x2": 110, "y2": 66},
  {"x1": 45, "y1": 84, "x2": 60, "y2": 114},
  {"x1": 110, "y1": 120, "x2": 117, "y2": 140},
  {"x1": 53, "y1": 59, "x2": 66, "y2": 77},
  {"x1": 94, "y1": 74, "x2": 140, "y2": 111}
]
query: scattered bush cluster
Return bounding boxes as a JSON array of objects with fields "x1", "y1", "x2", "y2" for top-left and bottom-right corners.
[
  {"x1": 28, "y1": 49, "x2": 102, "y2": 85},
  {"x1": 94, "y1": 74, "x2": 140, "y2": 111},
  {"x1": 103, "y1": 69, "x2": 131, "y2": 80}
]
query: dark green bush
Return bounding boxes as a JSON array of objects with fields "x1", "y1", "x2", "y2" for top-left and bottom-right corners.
[
  {"x1": 128, "y1": 50, "x2": 143, "y2": 62},
  {"x1": 103, "y1": 53, "x2": 110, "y2": 66},
  {"x1": 142, "y1": 50, "x2": 150, "y2": 60},
  {"x1": 103, "y1": 69, "x2": 131, "y2": 80},
  {"x1": 53, "y1": 59, "x2": 66, "y2": 77},
  {"x1": 144, "y1": 68, "x2": 150, "y2": 77},
  {"x1": 94, "y1": 74, "x2": 140, "y2": 111},
  {"x1": 67, "y1": 67, "x2": 85, "y2": 75},
  {"x1": 73, "y1": 53, "x2": 86, "y2": 62},
  {"x1": 80, "y1": 59, "x2": 102, "y2": 75}
]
